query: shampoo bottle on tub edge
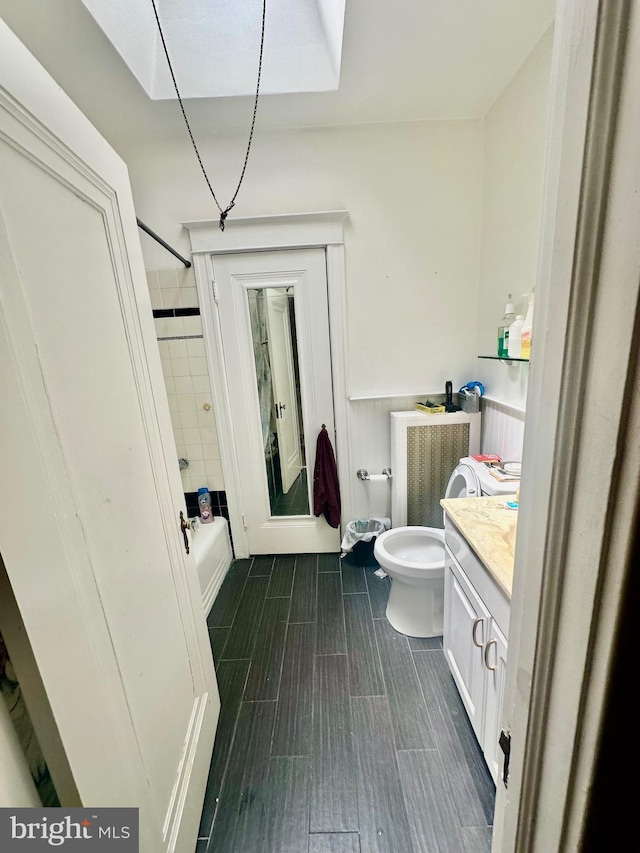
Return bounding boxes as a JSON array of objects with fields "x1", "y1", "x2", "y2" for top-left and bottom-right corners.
[{"x1": 197, "y1": 487, "x2": 214, "y2": 524}]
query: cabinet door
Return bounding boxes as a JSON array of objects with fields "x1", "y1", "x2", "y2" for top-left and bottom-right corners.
[
  {"x1": 482, "y1": 621, "x2": 508, "y2": 786},
  {"x1": 443, "y1": 550, "x2": 489, "y2": 745}
]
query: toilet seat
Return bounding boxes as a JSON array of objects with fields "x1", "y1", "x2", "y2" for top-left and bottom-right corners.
[
  {"x1": 374, "y1": 526, "x2": 445, "y2": 579},
  {"x1": 445, "y1": 461, "x2": 481, "y2": 499}
]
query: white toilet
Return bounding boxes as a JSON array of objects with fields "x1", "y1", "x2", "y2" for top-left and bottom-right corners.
[
  {"x1": 374, "y1": 525, "x2": 445, "y2": 637},
  {"x1": 374, "y1": 456, "x2": 521, "y2": 638}
]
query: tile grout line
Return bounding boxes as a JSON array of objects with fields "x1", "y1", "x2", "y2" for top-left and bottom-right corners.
[
  {"x1": 267, "y1": 557, "x2": 295, "y2": 759},
  {"x1": 205, "y1": 657, "x2": 253, "y2": 845},
  {"x1": 363, "y1": 565, "x2": 420, "y2": 843},
  {"x1": 216, "y1": 558, "x2": 254, "y2": 658},
  {"x1": 341, "y1": 563, "x2": 365, "y2": 841},
  {"x1": 230, "y1": 566, "x2": 270, "y2": 662},
  {"x1": 307, "y1": 558, "x2": 319, "y2": 837},
  {"x1": 206, "y1": 557, "x2": 270, "y2": 844},
  {"x1": 364, "y1": 566, "x2": 391, "y2": 702}
]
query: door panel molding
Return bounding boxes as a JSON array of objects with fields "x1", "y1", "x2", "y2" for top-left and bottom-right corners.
[{"x1": 186, "y1": 212, "x2": 351, "y2": 557}]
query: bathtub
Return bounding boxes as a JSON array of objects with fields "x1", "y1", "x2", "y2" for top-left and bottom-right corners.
[{"x1": 190, "y1": 516, "x2": 233, "y2": 616}]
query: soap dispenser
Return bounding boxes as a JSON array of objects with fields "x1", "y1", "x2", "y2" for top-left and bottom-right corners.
[
  {"x1": 498, "y1": 295, "x2": 516, "y2": 358},
  {"x1": 508, "y1": 315, "x2": 525, "y2": 358}
]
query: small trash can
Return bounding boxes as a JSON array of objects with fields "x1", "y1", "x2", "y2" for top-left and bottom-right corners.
[{"x1": 341, "y1": 518, "x2": 386, "y2": 565}]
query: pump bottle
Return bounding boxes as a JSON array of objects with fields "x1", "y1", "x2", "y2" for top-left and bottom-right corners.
[
  {"x1": 508, "y1": 315, "x2": 525, "y2": 358},
  {"x1": 498, "y1": 295, "x2": 516, "y2": 358},
  {"x1": 520, "y1": 290, "x2": 534, "y2": 359}
]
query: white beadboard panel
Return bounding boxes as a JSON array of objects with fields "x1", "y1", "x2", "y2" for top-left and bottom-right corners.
[
  {"x1": 480, "y1": 397, "x2": 526, "y2": 461},
  {"x1": 348, "y1": 395, "x2": 427, "y2": 519}
]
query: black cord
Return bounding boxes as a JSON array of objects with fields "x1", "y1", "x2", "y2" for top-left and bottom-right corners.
[{"x1": 149, "y1": 0, "x2": 267, "y2": 231}]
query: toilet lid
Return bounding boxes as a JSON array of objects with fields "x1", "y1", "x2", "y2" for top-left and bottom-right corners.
[{"x1": 445, "y1": 462, "x2": 481, "y2": 499}]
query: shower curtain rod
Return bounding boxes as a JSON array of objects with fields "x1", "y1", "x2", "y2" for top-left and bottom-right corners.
[{"x1": 136, "y1": 218, "x2": 192, "y2": 268}]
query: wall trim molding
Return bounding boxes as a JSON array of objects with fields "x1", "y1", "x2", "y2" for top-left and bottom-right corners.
[
  {"x1": 481, "y1": 394, "x2": 527, "y2": 416},
  {"x1": 183, "y1": 211, "x2": 349, "y2": 254}
]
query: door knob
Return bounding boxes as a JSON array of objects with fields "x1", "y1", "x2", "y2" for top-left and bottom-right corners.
[{"x1": 179, "y1": 511, "x2": 190, "y2": 555}]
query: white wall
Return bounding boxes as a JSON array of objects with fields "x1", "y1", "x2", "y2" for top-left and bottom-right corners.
[
  {"x1": 127, "y1": 120, "x2": 483, "y2": 399},
  {"x1": 476, "y1": 27, "x2": 553, "y2": 416},
  {"x1": 127, "y1": 55, "x2": 552, "y2": 502}
]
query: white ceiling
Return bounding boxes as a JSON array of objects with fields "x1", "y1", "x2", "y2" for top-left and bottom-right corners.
[
  {"x1": 0, "y1": 0, "x2": 554, "y2": 153},
  {"x1": 80, "y1": 0, "x2": 346, "y2": 99}
]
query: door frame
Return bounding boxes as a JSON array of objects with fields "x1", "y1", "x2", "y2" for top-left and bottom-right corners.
[
  {"x1": 493, "y1": 1, "x2": 640, "y2": 849},
  {"x1": 213, "y1": 249, "x2": 340, "y2": 554},
  {"x1": 183, "y1": 212, "x2": 351, "y2": 558}
]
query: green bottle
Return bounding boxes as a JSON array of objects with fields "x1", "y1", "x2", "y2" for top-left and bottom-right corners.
[{"x1": 498, "y1": 295, "x2": 515, "y2": 358}]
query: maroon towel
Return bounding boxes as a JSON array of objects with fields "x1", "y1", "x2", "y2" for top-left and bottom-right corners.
[{"x1": 313, "y1": 426, "x2": 341, "y2": 528}]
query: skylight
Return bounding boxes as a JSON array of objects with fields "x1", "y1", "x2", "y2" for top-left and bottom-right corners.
[{"x1": 81, "y1": 0, "x2": 346, "y2": 100}]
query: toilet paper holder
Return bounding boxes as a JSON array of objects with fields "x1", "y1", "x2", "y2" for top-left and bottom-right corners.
[{"x1": 357, "y1": 467, "x2": 392, "y2": 481}]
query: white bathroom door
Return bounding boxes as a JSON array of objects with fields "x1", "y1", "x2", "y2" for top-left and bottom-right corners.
[
  {"x1": 266, "y1": 289, "x2": 303, "y2": 493},
  {"x1": 0, "y1": 21, "x2": 217, "y2": 853},
  {"x1": 214, "y1": 249, "x2": 340, "y2": 554}
]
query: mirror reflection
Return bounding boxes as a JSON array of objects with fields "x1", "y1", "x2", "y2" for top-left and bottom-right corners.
[{"x1": 248, "y1": 287, "x2": 309, "y2": 516}]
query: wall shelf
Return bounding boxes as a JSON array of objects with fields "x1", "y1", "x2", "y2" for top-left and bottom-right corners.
[{"x1": 478, "y1": 355, "x2": 530, "y2": 365}]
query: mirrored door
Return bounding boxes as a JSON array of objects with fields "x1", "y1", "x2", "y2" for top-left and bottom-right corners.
[
  {"x1": 214, "y1": 248, "x2": 339, "y2": 554},
  {"x1": 248, "y1": 287, "x2": 308, "y2": 516}
]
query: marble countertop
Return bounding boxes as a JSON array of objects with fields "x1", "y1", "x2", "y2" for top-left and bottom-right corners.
[{"x1": 440, "y1": 494, "x2": 518, "y2": 597}]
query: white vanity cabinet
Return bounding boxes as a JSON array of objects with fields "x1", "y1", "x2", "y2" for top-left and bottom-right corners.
[{"x1": 443, "y1": 513, "x2": 510, "y2": 785}]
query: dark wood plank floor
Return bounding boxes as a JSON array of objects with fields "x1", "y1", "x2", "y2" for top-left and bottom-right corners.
[{"x1": 197, "y1": 549, "x2": 495, "y2": 853}]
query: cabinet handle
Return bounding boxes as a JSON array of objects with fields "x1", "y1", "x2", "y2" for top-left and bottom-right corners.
[
  {"x1": 484, "y1": 638, "x2": 498, "y2": 671},
  {"x1": 472, "y1": 617, "x2": 485, "y2": 648}
]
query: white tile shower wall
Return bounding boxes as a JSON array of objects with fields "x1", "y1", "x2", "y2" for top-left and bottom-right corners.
[
  {"x1": 147, "y1": 269, "x2": 224, "y2": 493},
  {"x1": 146, "y1": 267, "x2": 199, "y2": 310},
  {"x1": 480, "y1": 397, "x2": 526, "y2": 461}
]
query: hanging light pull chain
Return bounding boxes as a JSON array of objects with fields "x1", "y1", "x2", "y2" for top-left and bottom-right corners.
[
  {"x1": 149, "y1": 0, "x2": 266, "y2": 231},
  {"x1": 219, "y1": 202, "x2": 234, "y2": 232}
]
